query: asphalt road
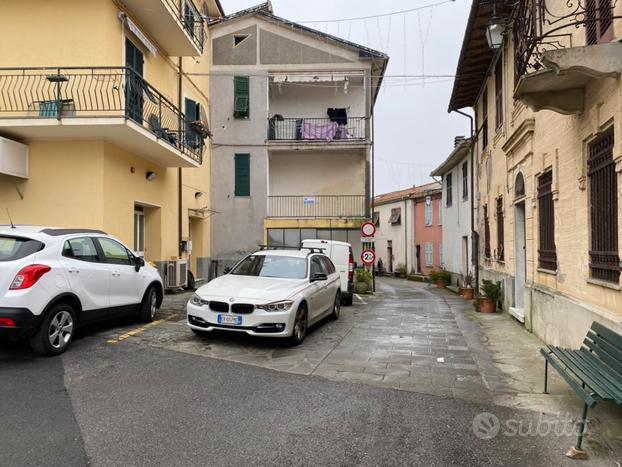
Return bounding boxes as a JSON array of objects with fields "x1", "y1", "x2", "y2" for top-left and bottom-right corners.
[{"x1": 1, "y1": 327, "x2": 583, "y2": 467}]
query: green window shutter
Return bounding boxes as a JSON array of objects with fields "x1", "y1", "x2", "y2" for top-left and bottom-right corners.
[
  {"x1": 234, "y1": 153, "x2": 250, "y2": 196},
  {"x1": 233, "y1": 76, "x2": 250, "y2": 118}
]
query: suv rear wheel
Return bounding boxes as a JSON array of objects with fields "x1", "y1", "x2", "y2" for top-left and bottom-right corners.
[{"x1": 30, "y1": 304, "x2": 77, "y2": 356}]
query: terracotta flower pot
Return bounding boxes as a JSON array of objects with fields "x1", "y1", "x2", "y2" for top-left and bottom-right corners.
[
  {"x1": 435, "y1": 280, "x2": 447, "y2": 289},
  {"x1": 479, "y1": 297, "x2": 496, "y2": 313},
  {"x1": 460, "y1": 287, "x2": 474, "y2": 300}
]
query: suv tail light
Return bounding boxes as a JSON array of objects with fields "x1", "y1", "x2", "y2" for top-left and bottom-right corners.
[
  {"x1": 10, "y1": 264, "x2": 51, "y2": 290},
  {"x1": 0, "y1": 317, "x2": 16, "y2": 327},
  {"x1": 348, "y1": 251, "x2": 354, "y2": 282}
]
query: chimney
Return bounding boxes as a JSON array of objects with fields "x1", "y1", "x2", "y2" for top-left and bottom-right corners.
[{"x1": 454, "y1": 136, "x2": 466, "y2": 147}]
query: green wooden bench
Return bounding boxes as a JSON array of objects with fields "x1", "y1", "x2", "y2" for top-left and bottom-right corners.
[{"x1": 541, "y1": 321, "x2": 622, "y2": 458}]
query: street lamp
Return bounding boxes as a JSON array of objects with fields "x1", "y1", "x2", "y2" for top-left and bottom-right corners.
[{"x1": 486, "y1": 17, "x2": 504, "y2": 49}]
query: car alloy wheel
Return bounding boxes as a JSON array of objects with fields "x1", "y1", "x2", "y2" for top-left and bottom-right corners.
[
  {"x1": 332, "y1": 292, "x2": 341, "y2": 319},
  {"x1": 150, "y1": 292, "x2": 157, "y2": 319},
  {"x1": 293, "y1": 306, "x2": 308, "y2": 343},
  {"x1": 48, "y1": 310, "x2": 74, "y2": 350}
]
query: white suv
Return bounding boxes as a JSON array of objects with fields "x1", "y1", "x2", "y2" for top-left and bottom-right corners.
[
  {"x1": 187, "y1": 248, "x2": 341, "y2": 345},
  {"x1": 0, "y1": 226, "x2": 163, "y2": 355}
]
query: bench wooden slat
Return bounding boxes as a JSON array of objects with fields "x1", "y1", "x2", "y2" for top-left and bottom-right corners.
[
  {"x1": 547, "y1": 346, "x2": 615, "y2": 401},
  {"x1": 584, "y1": 331, "x2": 622, "y2": 377},
  {"x1": 540, "y1": 348, "x2": 598, "y2": 408},
  {"x1": 582, "y1": 338, "x2": 622, "y2": 378},
  {"x1": 592, "y1": 321, "x2": 622, "y2": 350},
  {"x1": 560, "y1": 348, "x2": 622, "y2": 404},
  {"x1": 577, "y1": 348, "x2": 622, "y2": 400}
]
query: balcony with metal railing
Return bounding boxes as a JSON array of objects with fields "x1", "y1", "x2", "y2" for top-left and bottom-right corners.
[
  {"x1": 122, "y1": 0, "x2": 205, "y2": 56},
  {"x1": 0, "y1": 67, "x2": 206, "y2": 167},
  {"x1": 512, "y1": 0, "x2": 622, "y2": 114},
  {"x1": 267, "y1": 195, "x2": 367, "y2": 218},
  {"x1": 267, "y1": 117, "x2": 366, "y2": 144}
]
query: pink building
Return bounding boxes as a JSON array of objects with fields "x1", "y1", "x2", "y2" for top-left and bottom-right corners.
[{"x1": 412, "y1": 185, "x2": 443, "y2": 275}]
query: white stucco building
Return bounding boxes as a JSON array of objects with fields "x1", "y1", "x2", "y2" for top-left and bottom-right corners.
[{"x1": 431, "y1": 138, "x2": 473, "y2": 284}]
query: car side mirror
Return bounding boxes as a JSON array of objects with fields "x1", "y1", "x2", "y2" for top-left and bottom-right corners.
[
  {"x1": 311, "y1": 272, "x2": 328, "y2": 282},
  {"x1": 223, "y1": 266, "x2": 232, "y2": 274},
  {"x1": 134, "y1": 256, "x2": 145, "y2": 272}
]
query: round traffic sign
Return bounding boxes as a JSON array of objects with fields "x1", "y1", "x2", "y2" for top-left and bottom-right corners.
[
  {"x1": 361, "y1": 221, "x2": 376, "y2": 237},
  {"x1": 361, "y1": 248, "x2": 376, "y2": 265}
]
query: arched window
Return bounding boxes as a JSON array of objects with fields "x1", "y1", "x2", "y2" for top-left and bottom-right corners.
[{"x1": 515, "y1": 172, "x2": 525, "y2": 199}]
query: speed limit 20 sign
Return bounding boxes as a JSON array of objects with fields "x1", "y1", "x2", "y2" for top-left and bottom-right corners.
[{"x1": 361, "y1": 249, "x2": 376, "y2": 265}]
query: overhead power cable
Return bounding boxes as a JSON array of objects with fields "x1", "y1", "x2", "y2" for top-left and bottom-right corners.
[{"x1": 296, "y1": 0, "x2": 456, "y2": 24}]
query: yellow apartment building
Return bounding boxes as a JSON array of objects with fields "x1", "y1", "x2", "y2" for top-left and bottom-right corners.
[
  {"x1": 0, "y1": 0, "x2": 223, "y2": 286},
  {"x1": 450, "y1": 0, "x2": 622, "y2": 346}
]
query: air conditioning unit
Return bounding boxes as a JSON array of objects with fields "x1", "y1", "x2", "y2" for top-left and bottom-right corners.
[
  {"x1": 0, "y1": 136, "x2": 28, "y2": 179},
  {"x1": 165, "y1": 259, "x2": 188, "y2": 289}
]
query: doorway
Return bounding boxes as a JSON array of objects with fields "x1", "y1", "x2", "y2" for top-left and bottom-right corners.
[
  {"x1": 125, "y1": 38, "x2": 144, "y2": 124},
  {"x1": 513, "y1": 201, "x2": 526, "y2": 321},
  {"x1": 387, "y1": 240, "x2": 393, "y2": 273},
  {"x1": 134, "y1": 206, "x2": 145, "y2": 257},
  {"x1": 462, "y1": 236, "x2": 469, "y2": 276}
]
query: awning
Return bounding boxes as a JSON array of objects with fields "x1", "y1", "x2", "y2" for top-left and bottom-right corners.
[
  {"x1": 271, "y1": 73, "x2": 358, "y2": 83},
  {"x1": 124, "y1": 16, "x2": 157, "y2": 56},
  {"x1": 515, "y1": 42, "x2": 622, "y2": 114}
]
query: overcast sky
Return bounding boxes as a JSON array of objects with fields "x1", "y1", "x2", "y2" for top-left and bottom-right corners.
[{"x1": 219, "y1": 0, "x2": 472, "y2": 195}]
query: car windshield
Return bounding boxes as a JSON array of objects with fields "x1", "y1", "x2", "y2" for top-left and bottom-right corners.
[
  {"x1": 0, "y1": 235, "x2": 44, "y2": 262},
  {"x1": 231, "y1": 255, "x2": 307, "y2": 279}
]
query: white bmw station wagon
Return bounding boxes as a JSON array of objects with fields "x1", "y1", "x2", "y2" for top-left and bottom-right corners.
[{"x1": 187, "y1": 248, "x2": 341, "y2": 345}]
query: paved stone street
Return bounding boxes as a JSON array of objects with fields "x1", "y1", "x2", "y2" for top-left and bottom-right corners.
[{"x1": 2, "y1": 276, "x2": 621, "y2": 465}]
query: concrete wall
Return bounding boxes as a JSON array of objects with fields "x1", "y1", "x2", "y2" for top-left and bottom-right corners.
[
  {"x1": 469, "y1": 22, "x2": 622, "y2": 345},
  {"x1": 440, "y1": 153, "x2": 472, "y2": 281}
]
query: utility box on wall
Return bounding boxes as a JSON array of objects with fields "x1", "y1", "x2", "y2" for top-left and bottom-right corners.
[{"x1": 0, "y1": 136, "x2": 29, "y2": 178}]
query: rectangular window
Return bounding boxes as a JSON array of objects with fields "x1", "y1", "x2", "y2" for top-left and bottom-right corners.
[
  {"x1": 233, "y1": 76, "x2": 250, "y2": 119},
  {"x1": 586, "y1": 0, "x2": 613, "y2": 45},
  {"x1": 588, "y1": 130, "x2": 620, "y2": 283},
  {"x1": 268, "y1": 229, "x2": 284, "y2": 247},
  {"x1": 373, "y1": 211, "x2": 380, "y2": 227},
  {"x1": 134, "y1": 207, "x2": 145, "y2": 256},
  {"x1": 389, "y1": 208, "x2": 401, "y2": 225},
  {"x1": 425, "y1": 198, "x2": 433, "y2": 226},
  {"x1": 446, "y1": 173, "x2": 453, "y2": 206},
  {"x1": 496, "y1": 197, "x2": 504, "y2": 261},
  {"x1": 234, "y1": 153, "x2": 250, "y2": 196},
  {"x1": 538, "y1": 170, "x2": 557, "y2": 270},
  {"x1": 184, "y1": 97, "x2": 201, "y2": 149},
  {"x1": 495, "y1": 58, "x2": 503, "y2": 129},
  {"x1": 484, "y1": 205, "x2": 491, "y2": 259},
  {"x1": 438, "y1": 200, "x2": 443, "y2": 225},
  {"x1": 462, "y1": 161, "x2": 468, "y2": 200},
  {"x1": 425, "y1": 242, "x2": 433, "y2": 266},
  {"x1": 482, "y1": 89, "x2": 489, "y2": 149}
]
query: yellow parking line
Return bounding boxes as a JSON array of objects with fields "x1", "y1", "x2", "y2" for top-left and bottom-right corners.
[{"x1": 106, "y1": 315, "x2": 175, "y2": 344}]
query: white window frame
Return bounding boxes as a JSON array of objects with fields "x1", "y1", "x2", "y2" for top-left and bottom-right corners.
[
  {"x1": 425, "y1": 242, "x2": 433, "y2": 266},
  {"x1": 425, "y1": 197, "x2": 433, "y2": 226},
  {"x1": 134, "y1": 209, "x2": 145, "y2": 257},
  {"x1": 438, "y1": 200, "x2": 443, "y2": 225}
]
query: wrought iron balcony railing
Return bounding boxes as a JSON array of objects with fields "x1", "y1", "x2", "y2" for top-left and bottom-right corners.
[
  {"x1": 268, "y1": 195, "x2": 367, "y2": 218},
  {"x1": 267, "y1": 117, "x2": 366, "y2": 142},
  {"x1": 164, "y1": 0, "x2": 206, "y2": 52},
  {"x1": 0, "y1": 67, "x2": 205, "y2": 164},
  {"x1": 513, "y1": 0, "x2": 621, "y2": 83}
]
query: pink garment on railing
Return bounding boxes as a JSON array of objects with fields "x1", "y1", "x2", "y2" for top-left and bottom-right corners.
[{"x1": 301, "y1": 120, "x2": 338, "y2": 141}]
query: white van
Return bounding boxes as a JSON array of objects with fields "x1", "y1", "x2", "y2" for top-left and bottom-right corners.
[{"x1": 302, "y1": 239, "x2": 354, "y2": 305}]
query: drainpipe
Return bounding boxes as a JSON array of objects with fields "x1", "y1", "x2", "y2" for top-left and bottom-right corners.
[
  {"x1": 452, "y1": 109, "x2": 478, "y2": 295},
  {"x1": 371, "y1": 111, "x2": 376, "y2": 293},
  {"x1": 178, "y1": 57, "x2": 183, "y2": 257},
  {"x1": 404, "y1": 198, "x2": 408, "y2": 273}
]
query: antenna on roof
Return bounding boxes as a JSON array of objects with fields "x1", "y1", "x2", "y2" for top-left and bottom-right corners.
[{"x1": 6, "y1": 208, "x2": 15, "y2": 229}]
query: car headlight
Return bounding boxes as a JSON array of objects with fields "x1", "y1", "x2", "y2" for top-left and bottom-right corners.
[
  {"x1": 190, "y1": 294, "x2": 209, "y2": 307},
  {"x1": 255, "y1": 300, "x2": 294, "y2": 312}
]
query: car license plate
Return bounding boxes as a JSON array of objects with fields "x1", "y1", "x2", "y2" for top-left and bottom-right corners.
[{"x1": 218, "y1": 314, "x2": 242, "y2": 325}]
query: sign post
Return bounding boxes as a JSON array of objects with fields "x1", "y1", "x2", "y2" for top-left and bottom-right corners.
[{"x1": 360, "y1": 221, "x2": 376, "y2": 292}]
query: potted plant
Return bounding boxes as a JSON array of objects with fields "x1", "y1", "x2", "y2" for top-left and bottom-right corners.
[
  {"x1": 354, "y1": 268, "x2": 372, "y2": 294},
  {"x1": 428, "y1": 268, "x2": 451, "y2": 288},
  {"x1": 478, "y1": 279, "x2": 500, "y2": 312},
  {"x1": 395, "y1": 263, "x2": 407, "y2": 279},
  {"x1": 460, "y1": 272, "x2": 475, "y2": 300}
]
